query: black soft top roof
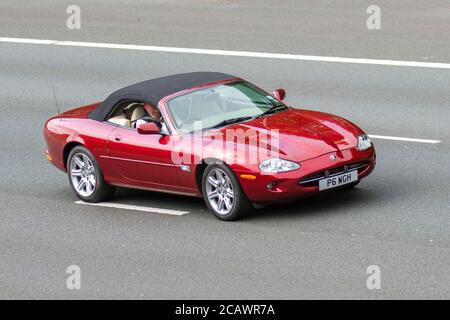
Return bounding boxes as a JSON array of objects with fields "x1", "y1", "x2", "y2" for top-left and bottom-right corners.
[{"x1": 89, "y1": 72, "x2": 236, "y2": 121}]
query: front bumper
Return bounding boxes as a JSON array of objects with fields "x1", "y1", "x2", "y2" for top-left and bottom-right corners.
[{"x1": 235, "y1": 146, "x2": 376, "y2": 203}]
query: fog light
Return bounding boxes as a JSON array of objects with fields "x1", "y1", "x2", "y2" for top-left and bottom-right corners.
[{"x1": 267, "y1": 182, "x2": 276, "y2": 190}]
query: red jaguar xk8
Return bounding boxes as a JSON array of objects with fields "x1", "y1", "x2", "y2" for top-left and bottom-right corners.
[{"x1": 44, "y1": 72, "x2": 375, "y2": 220}]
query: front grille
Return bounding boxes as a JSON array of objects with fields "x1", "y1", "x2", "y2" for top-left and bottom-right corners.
[{"x1": 299, "y1": 161, "x2": 368, "y2": 187}]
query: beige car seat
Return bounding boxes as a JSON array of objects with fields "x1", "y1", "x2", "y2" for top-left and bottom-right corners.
[
  {"x1": 108, "y1": 115, "x2": 131, "y2": 127},
  {"x1": 107, "y1": 102, "x2": 144, "y2": 128},
  {"x1": 131, "y1": 105, "x2": 146, "y2": 127}
]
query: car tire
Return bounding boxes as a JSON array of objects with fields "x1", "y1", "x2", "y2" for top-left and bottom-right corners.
[
  {"x1": 67, "y1": 146, "x2": 115, "y2": 202},
  {"x1": 202, "y1": 163, "x2": 252, "y2": 221}
]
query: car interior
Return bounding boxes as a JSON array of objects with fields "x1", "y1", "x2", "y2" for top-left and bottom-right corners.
[
  {"x1": 169, "y1": 92, "x2": 229, "y2": 129},
  {"x1": 107, "y1": 101, "x2": 152, "y2": 128}
]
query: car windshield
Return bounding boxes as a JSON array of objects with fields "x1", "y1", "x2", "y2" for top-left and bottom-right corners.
[{"x1": 166, "y1": 81, "x2": 287, "y2": 133}]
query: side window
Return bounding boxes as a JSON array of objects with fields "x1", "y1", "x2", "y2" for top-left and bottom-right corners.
[
  {"x1": 107, "y1": 101, "x2": 146, "y2": 128},
  {"x1": 107, "y1": 101, "x2": 133, "y2": 128},
  {"x1": 106, "y1": 101, "x2": 170, "y2": 134}
]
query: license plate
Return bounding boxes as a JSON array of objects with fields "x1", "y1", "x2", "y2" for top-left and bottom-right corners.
[{"x1": 319, "y1": 171, "x2": 358, "y2": 191}]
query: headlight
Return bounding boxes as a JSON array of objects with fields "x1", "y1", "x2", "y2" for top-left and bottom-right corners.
[
  {"x1": 259, "y1": 158, "x2": 301, "y2": 173},
  {"x1": 358, "y1": 134, "x2": 372, "y2": 151}
]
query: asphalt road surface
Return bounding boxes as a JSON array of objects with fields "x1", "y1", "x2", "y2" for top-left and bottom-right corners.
[{"x1": 0, "y1": 1, "x2": 449, "y2": 299}]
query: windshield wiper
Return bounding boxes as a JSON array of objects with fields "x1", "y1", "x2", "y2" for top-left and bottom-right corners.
[
  {"x1": 208, "y1": 116, "x2": 254, "y2": 129},
  {"x1": 254, "y1": 105, "x2": 288, "y2": 119}
]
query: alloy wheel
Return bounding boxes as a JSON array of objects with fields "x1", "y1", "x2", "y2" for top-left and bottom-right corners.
[
  {"x1": 205, "y1": 168, "x2": 235, "y2": 215},
  {"x1": 69, "y1": 153, "x2": 96, "y2": 197}
]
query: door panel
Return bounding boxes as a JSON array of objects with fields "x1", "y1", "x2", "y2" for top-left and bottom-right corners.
[{"x1": 107, "y1": 127, "x2": 178, "y2": 188}]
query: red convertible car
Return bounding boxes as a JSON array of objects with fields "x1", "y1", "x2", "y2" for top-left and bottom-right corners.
[{"x1": 44, "y1": 72, "x2": 375, "y2": 220}]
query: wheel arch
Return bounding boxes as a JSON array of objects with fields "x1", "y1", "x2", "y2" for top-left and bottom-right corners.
[
  {"x1": 195, "y1": 157, "x2": 229, "y2": 195},
  {"x1": 63, "y1": 141, "x2": 84, "y2": 170}
]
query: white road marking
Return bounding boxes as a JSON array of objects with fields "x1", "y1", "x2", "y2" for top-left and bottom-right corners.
[
  {"x1": 1, "y1": 36, "x2": 450, "y2": 69},
  {"x1": 75, "y1": 200, "x2": 189, "y2": 216},
  {"x1": 368, "y1": 134, "x2": 441, "y2": 144},
  {"x1": 0, "y1": 37, "x2": 57, "y2": 45}
]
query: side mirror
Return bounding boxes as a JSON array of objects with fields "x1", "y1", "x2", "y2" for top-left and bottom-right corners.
[
  {"x1": 272, "y1": 88, "x2": 286, "y2": 101},
  {"x1": 137, "y1": 122, "x2": 161, "y2": 134}
]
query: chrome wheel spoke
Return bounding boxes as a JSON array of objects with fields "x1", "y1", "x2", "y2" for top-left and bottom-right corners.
[
  {"x1": 224, "y1": 197, "x2": 232, "y2": 210},
  {"x1": 71, "y1": 169, "x2": 82, "y2": 177},
  {"x1": 86, "y1": 180, "x2": 93, "y2": 194},
  {"x1": 218, "y1": 172, "x2": 226, "y2": 185},
  {"x1": 70, "y1": 152, "x2": 96, "y2": 197},
  {"x1": 208, "y1": 190, "x2": 219, "y2": 199},
  {"x1": 217, "y1": 198, "x2": 225, "y2": 211},
  {"x1": 77, "y1": 179, "x2": 87, "y2": 192},
  {"x1": 86, "y1": 163, "x2": 94, "y2": 174},
  {"x1": 207, "y1": 176, "x2": 219, "y2": 188},
  {"x1": 74, "y1": 156, "x2": 85, "y2": 168}
]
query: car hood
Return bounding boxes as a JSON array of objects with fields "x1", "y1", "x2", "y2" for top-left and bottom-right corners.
[{"x1": 207, "y1": 108, "x2": 363, "y2": 162}]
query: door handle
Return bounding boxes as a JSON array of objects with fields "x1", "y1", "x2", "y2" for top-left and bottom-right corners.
[{"x1": 113, "y1": 135, "x2": 123, "y2": 142}]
